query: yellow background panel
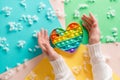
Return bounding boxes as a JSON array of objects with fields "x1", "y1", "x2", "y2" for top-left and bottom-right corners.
[{"x1": 25, "y1": 45, "x2": 120, "y2": 80}]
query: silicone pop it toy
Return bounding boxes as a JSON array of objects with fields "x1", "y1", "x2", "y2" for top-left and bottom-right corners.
[{"x1": 50, "y1": 22, "x2": 83, "y2": 53}]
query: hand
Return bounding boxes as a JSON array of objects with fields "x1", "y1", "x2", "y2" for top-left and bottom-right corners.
[
  {"x1": 37, "y1": 29, "x2": 60, "y2": 61},
  {"x1": 82, "y1": 13, "x2": 100, "y2": 44}
]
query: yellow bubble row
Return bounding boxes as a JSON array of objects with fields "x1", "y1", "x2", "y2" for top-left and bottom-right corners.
[{"x1": 53, "y1": 31, "x2": 83, "y2": 44}]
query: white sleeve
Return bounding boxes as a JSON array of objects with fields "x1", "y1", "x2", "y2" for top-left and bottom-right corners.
[
  {"x1": 50, "y1": 56, "x2": 75, "y2": 80},
  {"x1": 87, "y1": 43, "x2": 113, "y2": 80}
]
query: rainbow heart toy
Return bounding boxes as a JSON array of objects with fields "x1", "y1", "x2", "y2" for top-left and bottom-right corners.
[{"x1": 50, "y1": 22, "x2": 83, "y2": 53}]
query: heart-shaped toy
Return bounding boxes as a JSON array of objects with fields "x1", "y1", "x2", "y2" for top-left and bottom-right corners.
[{"x1": 50, "y1": 22, "x2": 83, "y2": 53}]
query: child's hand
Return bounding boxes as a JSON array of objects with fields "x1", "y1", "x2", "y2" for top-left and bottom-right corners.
[
  {"x1": 37, "y1": 29, "x2": 60, "y2": 61},
  {"x1": 82, "y1": 13, "x2": 100, "y2": 44}
]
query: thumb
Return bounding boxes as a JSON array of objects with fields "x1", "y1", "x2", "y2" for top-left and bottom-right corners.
[
  {"x1": 43, "y1": 43, "x2": 54, "y2": 56},
  {"x1": 42, "y1": 43, "x2": 51, "y2": 56}
]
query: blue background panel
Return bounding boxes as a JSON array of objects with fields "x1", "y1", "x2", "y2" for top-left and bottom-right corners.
[{"x1": 0, "y1": 0, "x2": 61, "y2": 73}]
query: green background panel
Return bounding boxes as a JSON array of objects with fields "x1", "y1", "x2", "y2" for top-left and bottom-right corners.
[{"x1": 65, "y1": 0, "x2": 120, "y2": 44}]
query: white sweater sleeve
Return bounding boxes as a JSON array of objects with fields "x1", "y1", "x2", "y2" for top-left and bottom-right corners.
[
  {"x1": 87, "y1": 43, "x2": 113, "y2": 80},
  {"x1": 50, "y1": 56, "x2": 75, "y2": 80}
]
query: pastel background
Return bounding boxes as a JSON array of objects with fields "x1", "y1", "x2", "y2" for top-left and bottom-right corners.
[{"x1": 0, "y1": 0, "x2": 120, "y2": 80}]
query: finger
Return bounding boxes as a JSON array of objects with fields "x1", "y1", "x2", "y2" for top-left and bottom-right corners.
[
  {"x1": 44, "y1": 30, "x2": 49, "y2": 40},
  {"x1": 92, "y1": 22, "x2": 97, "y2": 28},
  {"x1": 82, "y1": 22, "x2": 90, "y2": 32},
  {"x1": 38, "y1": 32, "x2": 45, "y2": 48},
  {"x1": 41, "y1": 45, "x2": 48, "y2": 54},
  {"x1": 82, "y1": 16, "x2": 92, "y2": 26},
  {"x1": 37, "y1": 32, "x2": 40, "y2": 39},
  {"x1": 44, "y1": 30, "x2": 48, "y2": 39},
  {"x1": 41, "y1": 28, "x2": 44, "y2": 38},
  {"x1": 83, "y1": 15, "x2": 93, "y2": 24},
  {"x1": 43, "y1": 43, "x2": 53, "y2": 56},
  {"x1": 38, "y1": 30, "x2": 48, "y2": 52},
  {"x1": 41, "y1": 44, "x2": 46, "y2": 50},
  {"x1": 39, "y1": 42, "x2": 48, "y2": 52},
  {"x1": 38, "y1": 32, "x2": 41, "y2": 43},
  {"x1": 38, "y1": 32, "x2": 41, "y2": 38},
  {"x1": 43, "y1": 29, "x2": 46, "y2": 39},
  {"x1": 82, "y1": 15, "x2": 92, "y2": 25},
  {"x1": 89, "y1": 13, "x2": 96, "y2": 21}
]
